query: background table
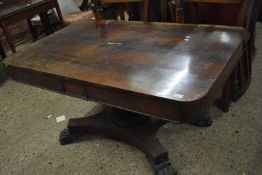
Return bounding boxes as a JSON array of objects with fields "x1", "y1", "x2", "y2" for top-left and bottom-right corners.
[
  {"x1": 0, "y1": 0, "x2": 64, "y2": 53},
  {"x1": 3, "y1": 20, "x2": 247, "y2": 175}
]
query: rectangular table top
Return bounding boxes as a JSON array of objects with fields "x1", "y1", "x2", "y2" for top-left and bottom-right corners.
[
  {"x1": 0, "y1": 0, "x2": 50, "y2": 19},
  {"x1": 4, "y1": 20, "x2": 248, "y2": 121}
]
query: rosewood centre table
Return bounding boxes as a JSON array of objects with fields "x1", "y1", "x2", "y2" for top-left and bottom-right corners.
[
  {"x1": 0, "y1": 0, "x2": 64, "y2": 54},
  {"x1": 3, "y1": 20, "x2": 247, "y2": 175}
]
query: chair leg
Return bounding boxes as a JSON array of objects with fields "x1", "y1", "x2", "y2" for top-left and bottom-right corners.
[
  {"x1": 232, "y1": 49, "x2": 252, "y2": 102},
  {"x1": 27, "y1": 19, "x2": 39, "y2": 42},
  {"x1": 39, "y1": 12, "x2": 53, "y2": 35},
  {"x1": 79, "y1": 0, "x2": 90, "y2": 11},
  {"x1": 55, "y1": 1, "x2": 65, "y2": 27},
  {"x1": 161, "y1": 0, "x2": 168, "y2": 21}
]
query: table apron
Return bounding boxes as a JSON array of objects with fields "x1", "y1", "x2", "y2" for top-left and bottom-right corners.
[{"x1": 7, "y1": 65, "x2": 214, "y2": 122}]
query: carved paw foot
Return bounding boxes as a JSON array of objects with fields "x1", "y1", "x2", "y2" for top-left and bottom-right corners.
[
  {"x1": 59, "y1": 129, "x2": 82, "y2": 145},
  {"x1": 154, "y1": 161, "x2": 177, "y2": 175},
  {"x1": 192, "y1": 115, "x2": 213, "y2": 127}
]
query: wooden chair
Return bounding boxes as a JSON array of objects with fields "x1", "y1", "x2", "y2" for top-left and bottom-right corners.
[
  {"x1": 91, "y1": 0, "x2": 149, "y2": 21},
  {"x1": 174, "y1": 0, "x2": 262, "y2": 111},
  {"x1": 231, "y1": 0, "x2": 261, "y2": 103}
]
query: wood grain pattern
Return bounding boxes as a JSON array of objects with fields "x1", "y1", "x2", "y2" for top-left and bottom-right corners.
[{"x1": 4, "y1": 20, "x2": 247, "y2": 122}]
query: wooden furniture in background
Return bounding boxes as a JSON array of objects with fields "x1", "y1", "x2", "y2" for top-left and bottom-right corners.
[
  {"x1": 160, "y1": 0, "x2": 169, "y2": 21},
  {"x1": 30, "y1": 0, "x2": 94, "y2": 26},
  {"x1": 258, "y1": 4, "x2": 262, "y2": 22},
  {"x1": 29, "y1": 0, "x2": 94, "y2": 41},
  {"x1": 4, "y1": 20, "x2": 247, "y2": 175},
  {"x1": 0, "y1": 0, "x2": 64, "y2": 53},
  {"x1": 175, "y1": 0, "x2": 241, "y2": 24},
  {"x1": 91, "y1": 0, "x2": 149, "y2": 21},
  {"x1": 174, "y1": 0, "x2": 261, "y2": 107}
]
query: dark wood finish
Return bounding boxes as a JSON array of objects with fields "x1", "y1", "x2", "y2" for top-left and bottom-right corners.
[
  {"x1": 234, "y1": 0, "x2": 261, "y2": 101},
  {"x1": 0, "y1": 40, "x2": 6, "y2": 59},
  {"x1": 4, "y1": 20, "x2": 247, "y2": 122},
  {"x1": 175, "y1": 0, "x2": 244, "y2": 25},
  {"x1": 160, "y1": 0, "x2": 168, "y2": 21},
  {"x1": 27, "y1": 18, "x2": 38, "y2": 41},
  {"x1": 60, "y1": 108, "x2": 177, "y2": 175},
  {"x1": 0, "y1": 0, "x2": 64, "y2": 53},
  {"x1": 175, "y1": 0, "x2": 261, "y2": 104},
  {"x1": 39, "y1": 11, "x2": 53, "y2": 35},
  {"x1": 3, "y1": 21, "x2": 247, "y2": 175},
  {"x1": 174, "y1": 0, "x2": 184, "y2": 23}
]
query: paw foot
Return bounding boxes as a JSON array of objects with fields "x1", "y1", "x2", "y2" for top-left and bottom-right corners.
[
  {"x1": 59, "y1": 129, "x2": 81, "y2": 145},
  {"x1": 154, "y1": 161, "x2": 177, "y2": 175},
  {"x1": 192, "y1": 115, "x2": 213, "y2": 127}
]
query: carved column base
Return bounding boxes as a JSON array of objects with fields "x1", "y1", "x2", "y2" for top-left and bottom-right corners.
[{"x1": 59, "y1": 108, "x2": 177, "y2": 175}]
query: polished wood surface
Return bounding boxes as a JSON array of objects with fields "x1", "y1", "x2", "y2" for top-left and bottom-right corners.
[
  {"x1": 4, "y1": 20, "x2": 247, "y2": 122},
  {"x1": 174, "y1": 0, "x2": 261, "y2": 103},
  {"x1": 0, "y1": 0, "x2": 64, "y2": 53}
]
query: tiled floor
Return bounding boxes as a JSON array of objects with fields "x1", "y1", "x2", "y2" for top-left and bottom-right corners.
[{"x1": 0, "y1": 23, "x2": 262, "y2": 175}]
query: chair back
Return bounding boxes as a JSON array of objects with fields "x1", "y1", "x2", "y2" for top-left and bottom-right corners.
[
  {"x1": 236, "y1": 0, "x2": 262, "y2": 60},
  {"x1": 173, "y1": 0, "x2": 262, "y2": 102}
]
